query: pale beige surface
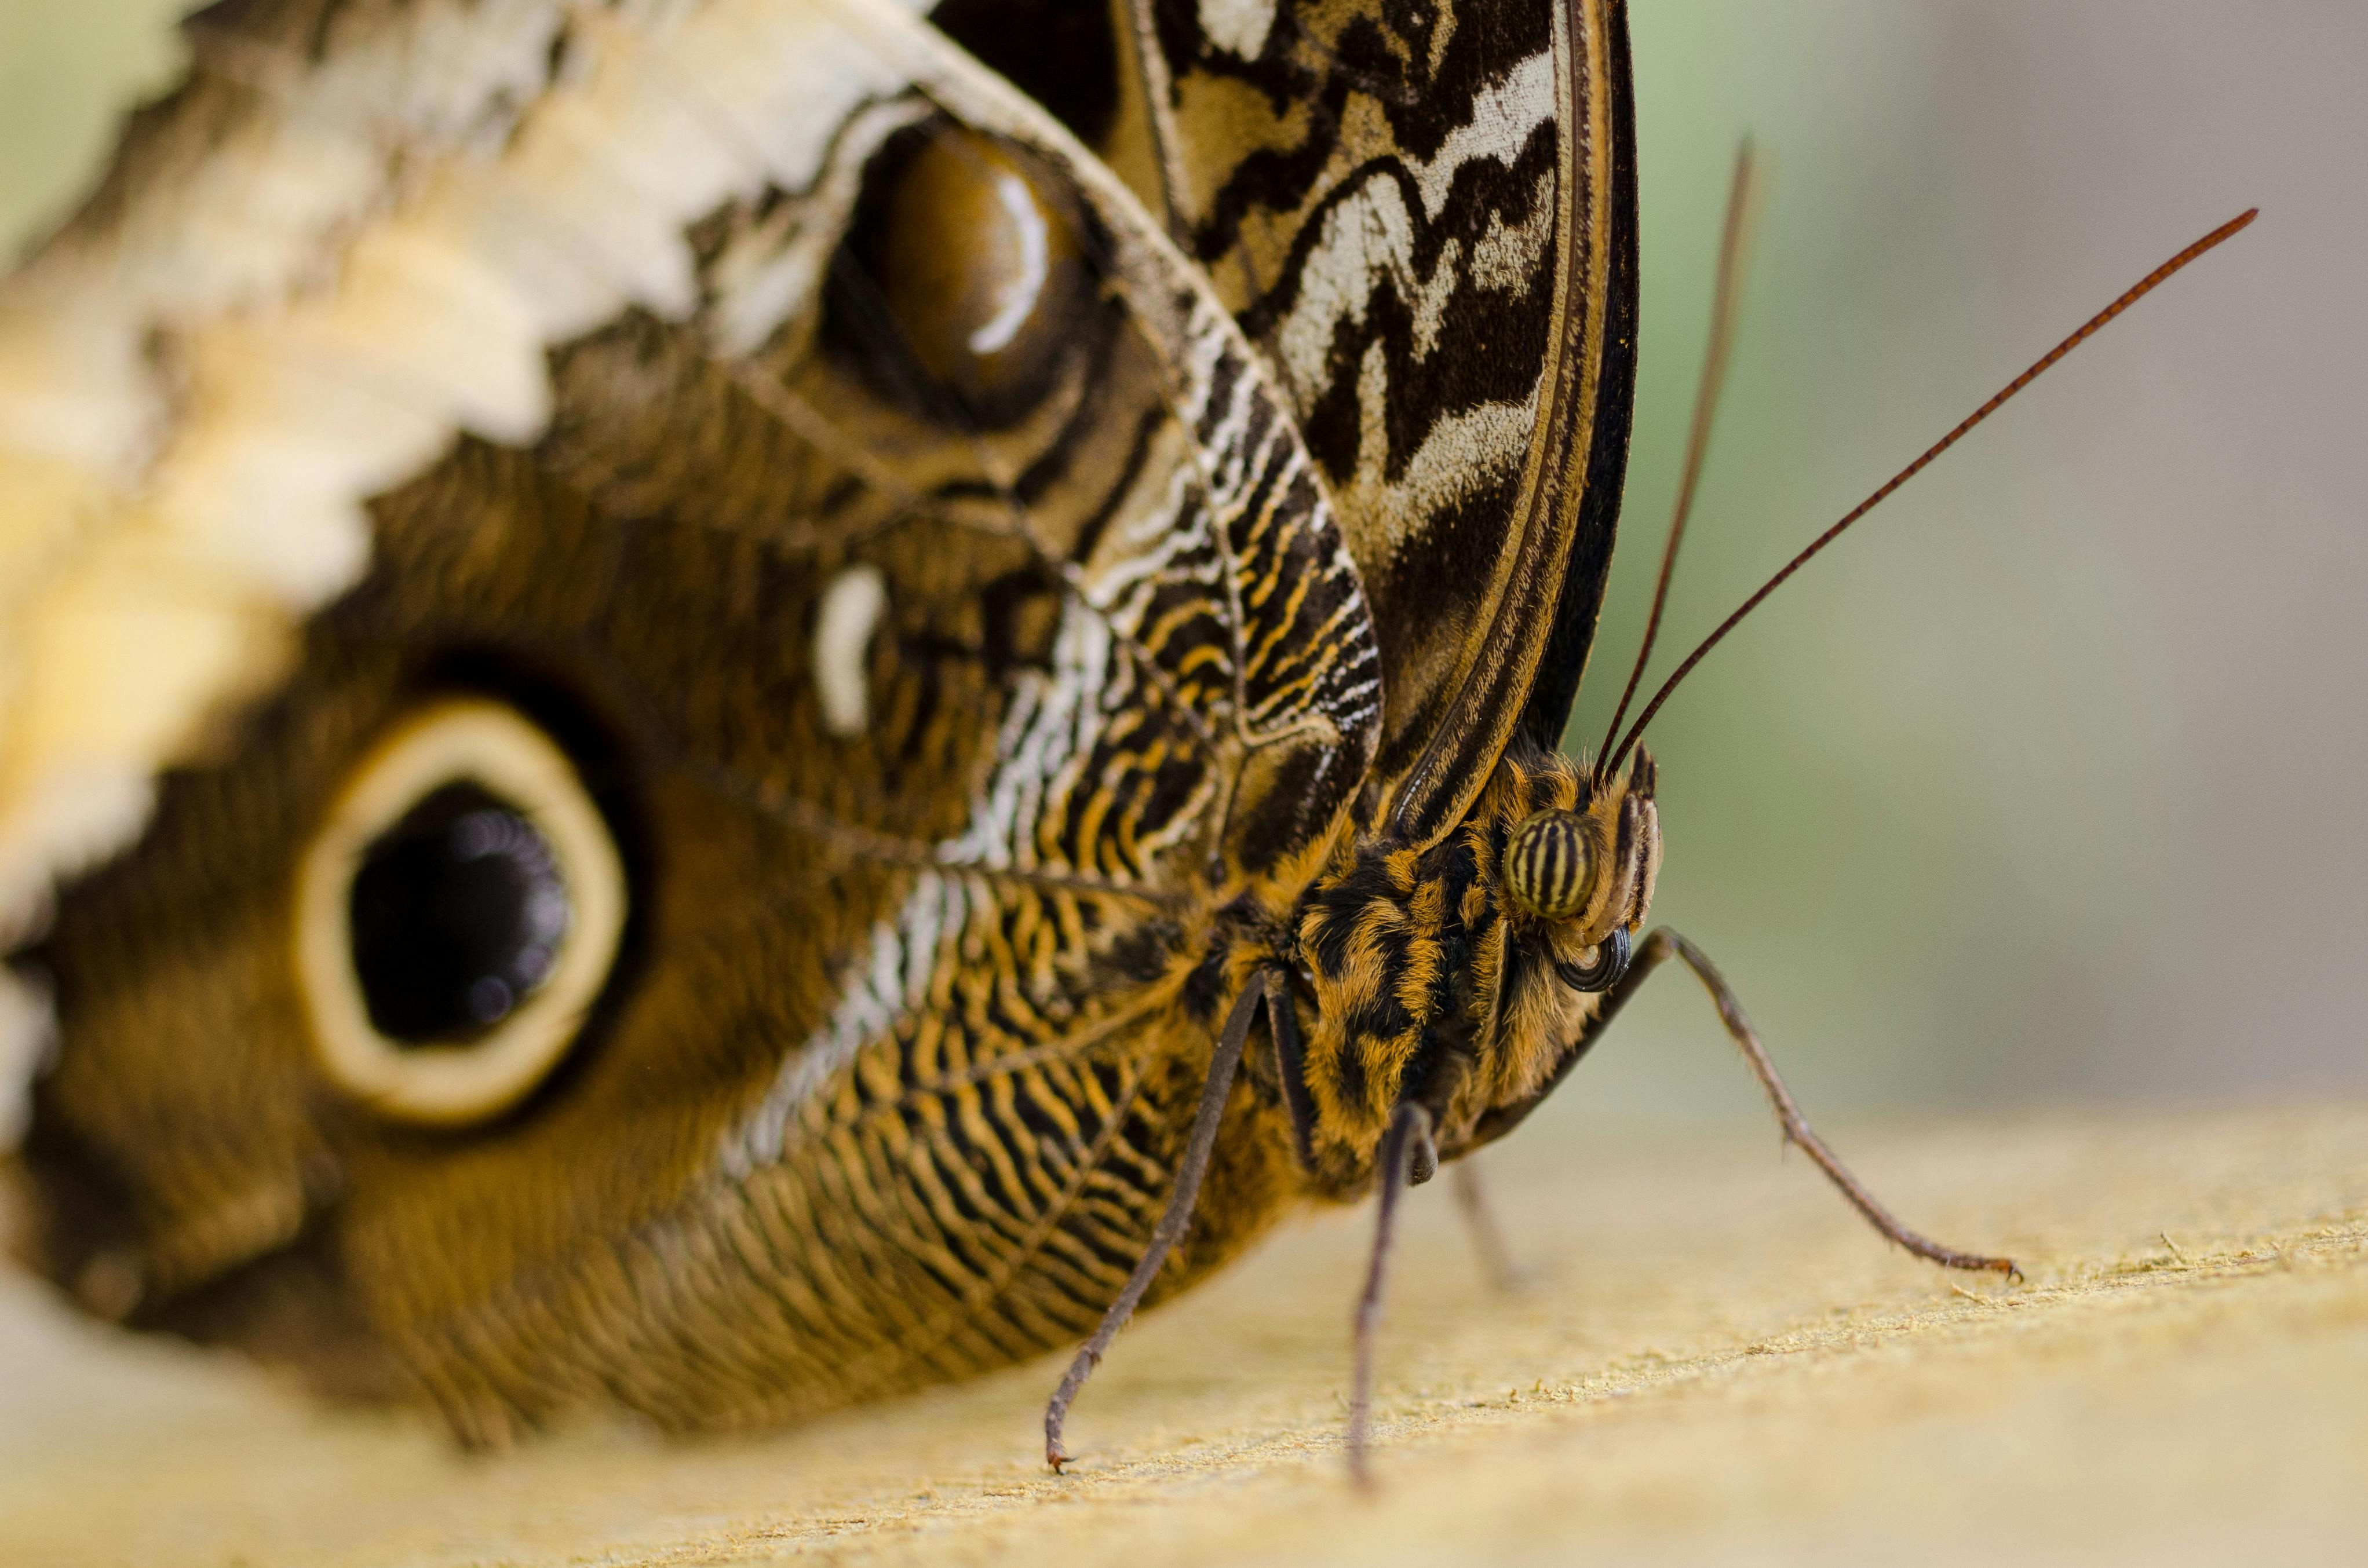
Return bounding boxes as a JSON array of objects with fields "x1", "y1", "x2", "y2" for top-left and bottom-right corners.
[{"x1": 4, "y1": 1103, "x2": 2365, "y2": 1567}]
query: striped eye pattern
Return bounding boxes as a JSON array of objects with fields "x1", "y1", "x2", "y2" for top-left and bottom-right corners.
[{"x1": 1504, "y1": 809, "x2": 1597, "y2": 922}]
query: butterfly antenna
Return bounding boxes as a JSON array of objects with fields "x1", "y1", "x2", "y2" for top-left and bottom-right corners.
[
  {"x1": 1606, "y1": 206, "x2": 2257, "y2": 779},
  {"x1": 1596, "y1": 139, "x2": 1760, "y2": 777}
]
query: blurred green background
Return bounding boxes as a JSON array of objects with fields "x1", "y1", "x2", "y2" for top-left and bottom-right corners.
[{"x1": 1, "y1": 1, "x2": 2358, "y2": 1135}]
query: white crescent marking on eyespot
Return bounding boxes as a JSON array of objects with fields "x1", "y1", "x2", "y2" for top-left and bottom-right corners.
[{"x1": 967, "y1": 168, "x2": 1050, "y2": 355}]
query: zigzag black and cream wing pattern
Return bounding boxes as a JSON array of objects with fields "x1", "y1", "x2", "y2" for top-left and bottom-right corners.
[
  {"x1": 0, "y1": 0, "x2": 1621, "y2": 1439},
  {"x1": 1098, "y1": 0, "x2": 1639, "y2": 839}
]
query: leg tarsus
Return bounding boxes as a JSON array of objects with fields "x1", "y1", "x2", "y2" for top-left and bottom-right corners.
[
  {"x1": 1042, "y1": 973, "x2": 1265, "y2": 1471},
  {"x1": 1347, "y1": 1100, "x2": 1435, "y2": 1489},
  {"x1": 1633, "y1": 927, "x2": 2018, "y2": 1280}
]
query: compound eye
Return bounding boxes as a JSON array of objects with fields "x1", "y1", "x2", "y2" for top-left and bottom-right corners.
[
  {"x1": 294, "y1": 700, "x2": 625, "y2": 1126},
  {"x1": 840, "y1": 123, "x2": 1088, "y2": 420},
  {"x1": 1504, "y1": 809, "x2": 1597, "y2": 922}
]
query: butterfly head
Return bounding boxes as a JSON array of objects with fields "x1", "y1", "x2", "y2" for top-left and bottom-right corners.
[
  {"x1": 1504, "y1": 745, "x2": 1662, "y2": 964},
  {"x1": 1287, "y1": 742, "x2": 1661, "y2": 1192}
]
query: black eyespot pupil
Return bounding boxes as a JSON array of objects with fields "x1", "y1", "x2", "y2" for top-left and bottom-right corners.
[{"x1": 348, "y1": 782, "x2": 570, "y2": 1046}]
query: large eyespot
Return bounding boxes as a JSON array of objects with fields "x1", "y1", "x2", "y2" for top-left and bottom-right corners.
[
  {"x1": 293, "y1": 700, "x2": 625, "y2": 1126},
  {"x1": 1505, "y1": 809, "x2": 1598, "y2": 922},
  {"x1": 835, "y1": 122, "x2": 1088, "y2": 420}
]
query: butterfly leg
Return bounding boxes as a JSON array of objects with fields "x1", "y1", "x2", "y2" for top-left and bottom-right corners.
[
  {"x1": 1447, "y1": 1158, "x2": 1530, "y2": 1294},
  {"x1": 1622, "y1": 928, "x2": 2020, "y2": 1280},
  {"x1": 1042, "y1": 971, "x2": 1268, "y2": 1472},
  {"x1": 1347, "y1": 1097, "x2": 1435, "y2": 1489}
]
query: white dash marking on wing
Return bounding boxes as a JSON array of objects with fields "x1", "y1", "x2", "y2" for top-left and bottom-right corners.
[{"x1": 814, "y1": 563, "x2": 888, "y2": 737}]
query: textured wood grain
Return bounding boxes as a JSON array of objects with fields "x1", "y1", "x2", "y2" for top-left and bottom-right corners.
[{"x1": 5, "y1": 1101, "x2": 2365, "y2": 1567}]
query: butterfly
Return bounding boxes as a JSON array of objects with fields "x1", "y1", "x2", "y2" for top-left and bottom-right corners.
[{"x1": 0, "y1": 0, "x2": 2245, "y2": 1476}]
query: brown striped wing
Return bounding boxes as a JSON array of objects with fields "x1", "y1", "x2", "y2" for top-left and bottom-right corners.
[
  {"x1": 3, "y1": 0, "x2": 1378, "y2": 1436},
  {"x1": 1078, "y1": 0, "x2": 1643, "y2": 842}
]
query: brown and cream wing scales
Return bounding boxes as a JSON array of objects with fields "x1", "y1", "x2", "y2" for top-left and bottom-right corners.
[
  {"x1": 3, "y1": 0, "x2": 1377, "y2": 1436},
  {"x1": 1065, "y1": 0, "x2": 1640, "y2": 836}
]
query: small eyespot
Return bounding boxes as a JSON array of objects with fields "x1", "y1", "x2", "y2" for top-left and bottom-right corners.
[
  {"x1": 1505, "y1": 810, "x2": 1596, "y2": 922},
  {"x1": 835, "y1": 123, "x2": 1087, "y2": 420},
  {"x1": 293, "y1": 700, "x2": 625, "y2": 1126}
]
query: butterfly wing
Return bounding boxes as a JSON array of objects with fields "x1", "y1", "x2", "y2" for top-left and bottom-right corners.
[
  {"x1": 2, "y1": 0, "x2": 1632, "y2": 1438},
  {"x1": 3, "y1": 0, "x2": 1376, "y2": 1435},
  {"x1": 1075, "y1": 0, "x2": 1642, "y2": 841}
]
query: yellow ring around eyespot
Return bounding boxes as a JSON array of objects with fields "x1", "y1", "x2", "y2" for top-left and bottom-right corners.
[{"x1": 291, "y1": 699, "x2": 625, "y2": 1127}]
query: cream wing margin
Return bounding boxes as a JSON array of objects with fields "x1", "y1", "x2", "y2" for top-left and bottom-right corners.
[
  {"x1": 0, "y1": 0, "x2": 939, "y2": 940},
  {"x1": 0, "y1": 0, "x2": 953, "y2": 1151}
]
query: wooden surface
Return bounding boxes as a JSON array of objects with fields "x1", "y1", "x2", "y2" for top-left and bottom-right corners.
[{"x1": 4, "y1": 1102, "x2": 2365, "y2": 1566}]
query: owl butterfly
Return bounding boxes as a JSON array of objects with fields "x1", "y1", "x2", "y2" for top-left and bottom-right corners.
[{"x1": 0, "y1": 0, "x2": 2245, "y2": 1474}]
